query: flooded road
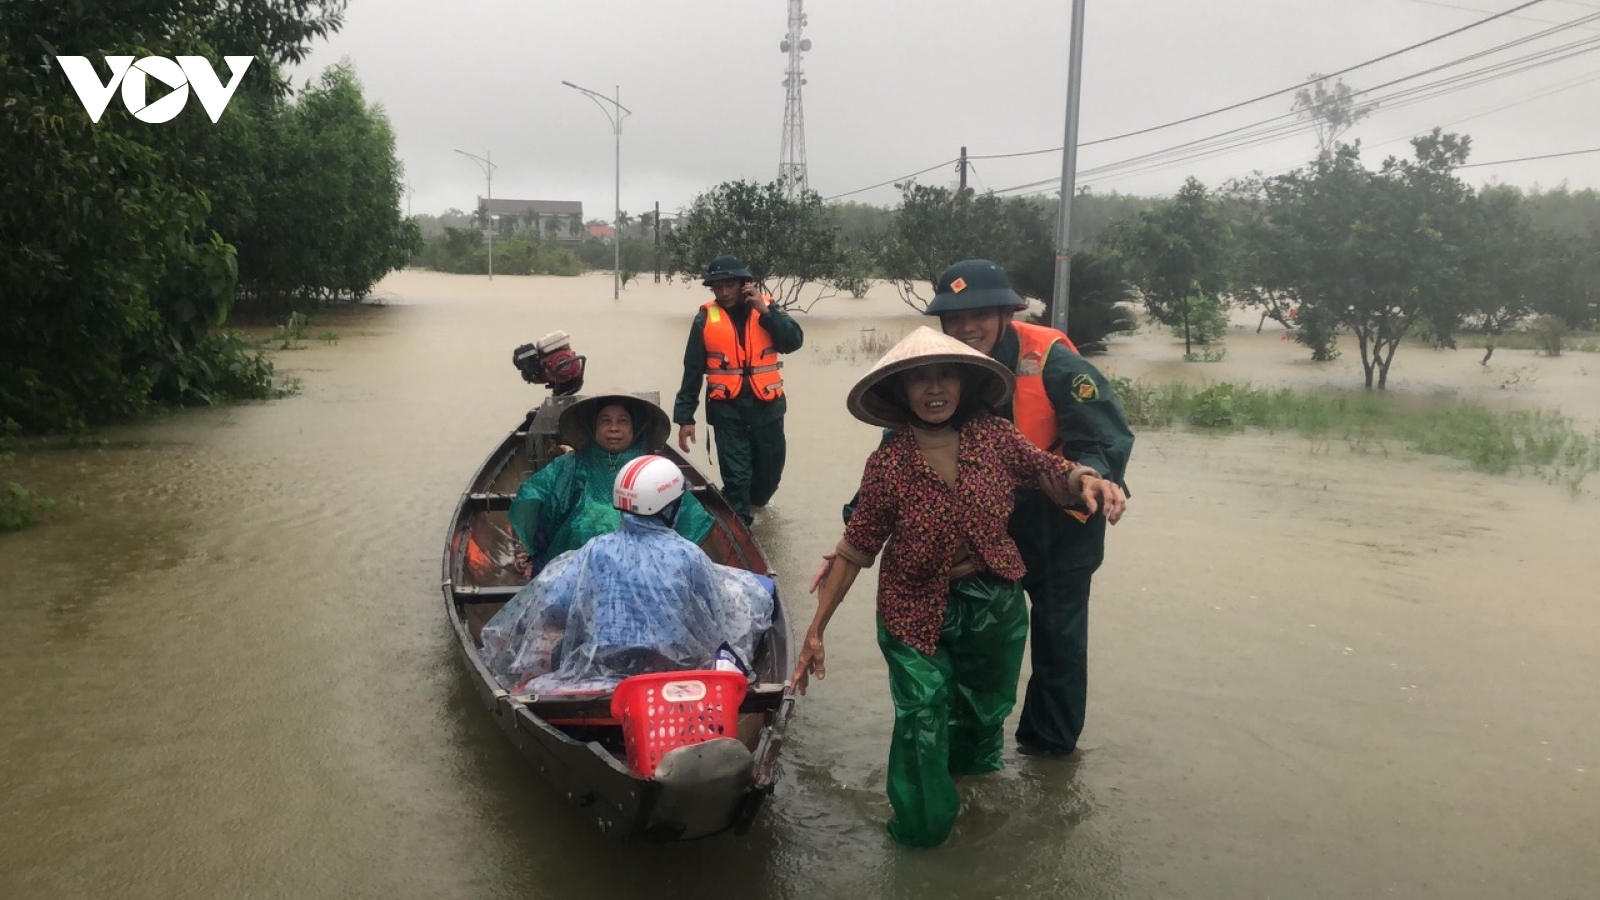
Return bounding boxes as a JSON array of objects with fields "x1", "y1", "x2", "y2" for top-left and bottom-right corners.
[{"x1": 2, "y1": 271, "x2": 1597, "y2": 899}]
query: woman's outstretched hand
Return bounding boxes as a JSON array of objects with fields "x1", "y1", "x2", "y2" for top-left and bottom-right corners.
[
  {"x1": 1042, "y1": 467, "x2": 1127, "y2": 524},
  {"x1": 1076, "y1": 471, "x2": 1127, "y2": 524},
  {"x1": 788, "y1": 632, "x2": 826, "y2": 696}
]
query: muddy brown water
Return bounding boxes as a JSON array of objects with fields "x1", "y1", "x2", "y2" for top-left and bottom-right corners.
[{"x1": 2, "y1": 271, "x2": 1597, "y2": 899}]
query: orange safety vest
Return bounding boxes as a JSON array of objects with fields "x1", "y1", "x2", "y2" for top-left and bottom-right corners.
[
  {"x1": 1009, "y1": 322, "x2": 1091, "y2": 523},
  {"x1": 1010, "y1": 321, "x2": 1078, "y2": 453},
  {"x1": 700, "y1": 300, "x2": 784, "y2": 402}
]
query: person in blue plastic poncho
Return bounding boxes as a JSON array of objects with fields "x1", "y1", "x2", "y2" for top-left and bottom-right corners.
[
  {"x1": 481, "y1": 455, "x2": 775, "y2": 693},
  {"x1": 507, "y1": 392, "x2": 714, "y2": 575}
]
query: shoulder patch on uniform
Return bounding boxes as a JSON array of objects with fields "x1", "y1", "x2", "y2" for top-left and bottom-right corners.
[{"x1": 1070, "y1": 373, "x2": 1099, "y2": 402}]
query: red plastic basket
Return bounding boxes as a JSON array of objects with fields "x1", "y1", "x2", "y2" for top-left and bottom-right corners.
[{"x1": 610, "y1": 670, "x2": 749, "y2": 777}]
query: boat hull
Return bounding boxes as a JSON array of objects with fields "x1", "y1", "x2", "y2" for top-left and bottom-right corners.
[{"x1": 442, "y1": 396, "x2": 792, "y2": 840}]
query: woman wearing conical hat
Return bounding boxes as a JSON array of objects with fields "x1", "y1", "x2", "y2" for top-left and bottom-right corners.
[
  {"x1": 787, "y1": 327, "x2": 1125, "y2": 847},
  {"x1": 508, "y1": 391, "x2": 714, "y2": 574}
]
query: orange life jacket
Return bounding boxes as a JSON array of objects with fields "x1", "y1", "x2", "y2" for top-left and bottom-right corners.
[
  {"x1": 701, "y1": 300, "x2": 784, "y2": 402},
  {"x1": 1009, "y1": 322, "x2": 1091, "y2": 523},
  {"x1": 1010, "y1": 321, "x2": 1078, "y2": 453}
]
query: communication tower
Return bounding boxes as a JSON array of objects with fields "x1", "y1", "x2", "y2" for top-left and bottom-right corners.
[{"x1": 777, "y1": 0, "x2": 811, "y2": 196}]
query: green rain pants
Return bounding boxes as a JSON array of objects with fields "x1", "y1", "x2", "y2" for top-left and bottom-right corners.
[
  {"x1": 712, "y1": 417, "x2": 787, "y2": 519},
  {"x1": 876, "y1": 573, "x2": 1028, "y2": 847}
]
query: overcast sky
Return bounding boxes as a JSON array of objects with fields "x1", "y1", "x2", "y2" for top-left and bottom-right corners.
[{"x1": 291, "y1": 0, "x2": 1600, "y2": 219}]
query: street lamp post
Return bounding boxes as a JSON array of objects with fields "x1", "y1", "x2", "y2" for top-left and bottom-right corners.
[
  {"x1": 562, "y1": 80, "x2": 631, "y2": 300},
  {"x1": 454, "y1": 148, "x2": 498, "y2": 280}
]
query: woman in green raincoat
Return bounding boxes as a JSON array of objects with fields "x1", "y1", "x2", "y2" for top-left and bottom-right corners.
[
  {"x1": 508, "y1": 392, "x2": 713, "y2": 572},
  {"x1": 788, "y1": 328, "x2": 1124, "y2": 847}
]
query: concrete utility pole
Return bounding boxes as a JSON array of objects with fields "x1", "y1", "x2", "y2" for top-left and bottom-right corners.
[
  {"x1": 958, "y1": 146, "x2": 968, "y2": 191},
  {"x1": 1051, "y1": 0, "x2": 1087, "y2": 336},
  {"x1": 454, "y1": 149, "x2": 496, "y2": 280},
  {"x1": 562, "y1": 80, "x2": 632, "y2": 299}
]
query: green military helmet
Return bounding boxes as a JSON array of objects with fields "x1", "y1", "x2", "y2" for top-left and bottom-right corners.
[
  {"x1": 702, "y1": 254, "x2": 754, "y2": 285},
  {"x1": 923, "y1": 258, "x2": 1027, "y2": 315}
]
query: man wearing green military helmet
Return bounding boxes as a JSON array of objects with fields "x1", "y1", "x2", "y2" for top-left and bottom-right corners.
[
  {"x1": 926, "y1": 258, "x2": 1134, "y2": 757},
  {"x1": 673, "y1": 254, "x2": 805, "y2": 525}
]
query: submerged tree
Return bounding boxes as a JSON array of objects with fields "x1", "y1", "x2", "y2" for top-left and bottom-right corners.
[
  {"x1": 1107, "y1": 177, "x2": 1230, "y2": 357},
  {"x1": 1262, "y1": 133, "x2": 1479, "y2": 389}
]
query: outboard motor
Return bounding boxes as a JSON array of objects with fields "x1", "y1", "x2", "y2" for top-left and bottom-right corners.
[{"x1": 512, "y1": 331, "x2": 586, "y2": 396}]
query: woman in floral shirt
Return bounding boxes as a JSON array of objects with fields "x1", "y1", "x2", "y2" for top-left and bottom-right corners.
[{"x1": 789, "y1": 326, "x2": 1125, "y2": 847}]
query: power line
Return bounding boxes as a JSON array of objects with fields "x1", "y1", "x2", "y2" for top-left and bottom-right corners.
[
  {"x1": 1070, "y1": 13, "x2": 1600, "y2": 181},
  {"x1": 1079, "y1": 0, "x2": 1551, "y2": 147},
  {"x1": 1405, "y1": 0, "x2": 1600, "y2": 29},
  {"x1": 1459, "y1": 145, "x2": 1600, "y2": 165},
  {"x1": 986, "y1": 12, "x2": 1600, "y2": 194},
  {"x1": 1210, "y1": 64, "x2": 1600, "y2": 185},
  {"x1": 968, "y1": 0, "x2": 1555, "y2": 166},
  {"x1": 1072, "y1": 28, "x2": 1600, "y2": 186},
  {"x1": 823, "y1": 0, "x2": 1564, "y2": 202},
  {"x1": 822, "y1": 158, "x2": 957, "y2": 201}
]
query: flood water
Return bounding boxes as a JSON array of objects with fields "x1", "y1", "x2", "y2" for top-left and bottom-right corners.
[{"x1": 3, "y1": 271, "x2": 1597, "y2": 899}]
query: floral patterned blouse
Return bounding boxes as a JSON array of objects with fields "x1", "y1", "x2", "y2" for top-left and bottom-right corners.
[{"x1": 841, "y1": 412, "x2": 1080, "y2": 655}]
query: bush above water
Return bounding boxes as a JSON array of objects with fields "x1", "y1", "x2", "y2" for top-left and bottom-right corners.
[{"x1": 1109, "y1": 376, "x2": 1600, "y2": 494}]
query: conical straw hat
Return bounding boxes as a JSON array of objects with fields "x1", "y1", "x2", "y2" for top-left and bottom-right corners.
[
  {"x1": 846, "y1": 326, "x2": 1014, "y2": 428},
  {"x1": 557, "y1": 390, "x2": 671, "y2": 450}
]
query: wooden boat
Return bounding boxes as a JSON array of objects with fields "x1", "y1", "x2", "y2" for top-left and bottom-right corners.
[{"x1": 441, "y1": 393, "x2": 794, "y2": 840}]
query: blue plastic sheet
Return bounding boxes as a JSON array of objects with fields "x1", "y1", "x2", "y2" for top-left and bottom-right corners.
[{"x1": 480, "y1": 513, "x2": 774, "y2": 693}]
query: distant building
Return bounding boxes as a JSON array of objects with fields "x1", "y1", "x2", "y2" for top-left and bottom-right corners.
[
  {"x1": 586, "y1": 223, "x2": 615, "y2": 241},
  {"x1": 476, "y1": 198, "x2": 584, "y2": 243}
]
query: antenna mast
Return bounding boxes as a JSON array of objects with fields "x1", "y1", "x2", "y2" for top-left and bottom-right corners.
[{"x1": 778, "y1": 0, "x2": 811, "y2": 196}]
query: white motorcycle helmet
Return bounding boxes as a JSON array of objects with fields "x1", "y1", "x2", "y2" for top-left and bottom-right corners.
[{"x1": 613, "y1": 455, "x2": 686, "y2": 521}]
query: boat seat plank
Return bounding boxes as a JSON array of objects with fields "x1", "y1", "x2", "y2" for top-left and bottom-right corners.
[
  {"x1": 454, "y1": 584, "x2": 524, "y2": 602},
  {"x1": 467, "y1": 492, "x2": 515, "y2": 511}
]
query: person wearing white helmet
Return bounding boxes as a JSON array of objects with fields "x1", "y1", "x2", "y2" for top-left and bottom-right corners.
[
  {"x1": 611, "y1": 453, "x2": 687, "y2": 523},
  {"x1": 481, "y1": 455, "x2": 776, "y2": 692}
]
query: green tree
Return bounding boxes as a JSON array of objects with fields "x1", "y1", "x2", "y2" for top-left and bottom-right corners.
[
  {"x1": 874, "y1": 182, "x2": 1133, "y2": 347},
  {"x1": 1, "y1": 0, "x2": 350, "y2": 431},
  {"x1": 664, "y1": 180, "x2": 864, "y2": 311},
  {"x1": 1262, "y1": 134, "x2": 1478, "y2": 389},
  {"x1": 1108, "y1": 177, "x2": 1230, "y2": 356},
  {"x1": 1528, "y1": 229, "x2": 1600, "y2": 330},
  {"x1": 232, "y1": 63, "x2": 419, "y2": 312},
  {"x1": 875, "y1": 183, "x2": 1011, "y2": 309},
  {"x1": 1458, "y1": 185, "x2": 1538, "y2": 364},
  {"x1": 1293, "y1": 74, "x2": 1379, "y2": 157}
]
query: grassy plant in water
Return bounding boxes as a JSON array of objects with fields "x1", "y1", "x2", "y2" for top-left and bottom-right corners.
[
  {"x1": 1183, "y1": 347, "x2": 1229, "y2": 363},
  {"x1": 1110, "y1": 377, "x2": 1600, "y2": 493},
  {"x1": 276, "y1": 311, "x2": 310, "y2": 349},
  {"x1": 2, "y1": 483, "x2": 61, "y2": 532}
]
